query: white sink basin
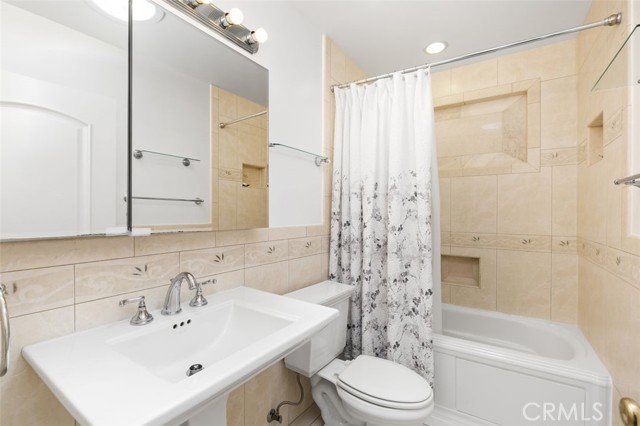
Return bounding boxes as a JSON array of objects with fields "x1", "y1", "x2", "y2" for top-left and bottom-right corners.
[{"x1": 22, "y1": 287, "x2": 338, "y2": 426}]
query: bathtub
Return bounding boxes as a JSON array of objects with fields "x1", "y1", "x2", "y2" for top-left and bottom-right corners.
[{"x1": 429, "y1": 304, "x2": 611, "y2": 426}]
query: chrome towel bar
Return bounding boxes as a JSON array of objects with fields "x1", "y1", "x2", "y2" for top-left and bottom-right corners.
[
  {"x1": 126, "y1": 196, "x2": 204, "y2": 205},
  {"x1": 614, "y1": 173, "x2": 640, "y2": 187},
  {"x1": 219, "y1": 110, "x2": 267, "y2": 128},
  {"x1": 133, "y1": 149, "x2": 200, "y2": 167},
  {"x1": 269, "y1": 142, "x2": 330, "y2": 167}
]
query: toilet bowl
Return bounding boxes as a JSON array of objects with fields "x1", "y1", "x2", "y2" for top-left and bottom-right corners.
[{"x1": 285, "y1": 281, "x2": 433, "y2": 426}]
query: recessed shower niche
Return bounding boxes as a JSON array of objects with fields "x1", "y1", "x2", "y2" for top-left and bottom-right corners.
[{"x1": 435, "y1": 80, "x2": 540, "y2": 176}]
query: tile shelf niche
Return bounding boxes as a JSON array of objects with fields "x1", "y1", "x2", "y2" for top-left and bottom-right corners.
[{"x1": 435, "y1": 79, "x2": 541, "y2": 177}]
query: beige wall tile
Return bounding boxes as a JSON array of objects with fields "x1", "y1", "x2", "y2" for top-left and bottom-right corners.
[
  {"x1": 245, "y1": 261, "x2": 289, "y2": 295},
  {"x1": 0, "y1": 307, "x2": 75, "y2": 426},
  {"x1": 329, "y1": 41, "x2": 346, "y2": 83},
  {"x1": 497, "y1": 167, "x2": 552, "y2": 235},
  {"x1": 218, "y1": 128, "x2": 240, "y2": 170},
  {"x1": 449, "y1": 247, "x2": 497, "y2": 311},
  {"x1": 320, "y1": 252, "x2": 330, "y2": 280},
  {"x1": 441, "y1": 284, "x2": 451, "y2": 304},
  {"x1": 541, "y1": 76, "x2": 578, "y2": 149},
  {"x1": 0, "y1": 266, "x2": 74, "y2": 317},
  {"x1": 497, "y1": 250, "x2": 551, "y2": 319},
  {"x1": 450, "y1": 176, "x2": 497, "y2": 234},
  {"x1": 75, "y1": 285, "x2": 168, "y2": 331},
  {"x1": 269, "y1": 227, "x2": 307, "y2": 241},
  {"x1": 198, "y1": 269, "x2": 245, "y2": 295},
  {"x1": 289, "y1": 255, "x2": 323, "y2": 292},
  {"x1": 75, "y1": 253, "x2": 179, "y2": 303},
  {"x1": 579, "y1": 156, "x2": 608, "y2": 245},
  {"x1": 290, "y1": 404, "x2": 321, "y2": 426},
  {"x1": 451, "y1": 59, "x2": 497, "y2": 94},
  {"x1": 552, "y1": 165, "x2": 578, "y2": 237},
  {"x1": 0, "y1": 236, "x2": 133, "y2": 273},
  {"x1": 497, "y1": 39, "x2": 576, "y2": 84},
  {"x1": 321, "y1": 236, "x2": 330, "y2": 254},
  {"x1": 134, "y1": 232, "x2": 215, "y2": 256},
  {"x1": 244, "y1": 361, "x2": 292, "y2": 426},
  {"x1": 604, "y1": 138, "x2": 624, "y2": 249},
  {"x1": 226, "y1": 385, "x2": 245, "y2": 426},
  {"x1": 219, "y1": 180, "x2": 239, "y2": 230},
  {"x1": 216, "y1": 228, "x2": 269, "y2": 247},
  {"x1": 288, "y1": 373, "x2": 315, "y2": 422},
  {"x1": 306, "y1": 225, "x2": 330, "y2": 237},
  {"x1": 551, "y1": 254, "x2": 578, "y2": 323},
  {"x1": 431, "y1": 70, "x2": 451, "y2": 98},
  {"x1": 289, "y1": 237, "x2": 322, "y2": 259},
  {"x1": 218, "y1": 88, "x2": 238, "y2": 121},
  {"x1": 180, "y1": 245, "x2": 245, "y2": 277},
  {"x1": 245, "y1": 240, "x2": 289, "y2": 268}
]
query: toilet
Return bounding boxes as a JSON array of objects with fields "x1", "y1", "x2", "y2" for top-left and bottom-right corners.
[{"x1": 285, "y1": 280, "x2": 434, "y2": 426}]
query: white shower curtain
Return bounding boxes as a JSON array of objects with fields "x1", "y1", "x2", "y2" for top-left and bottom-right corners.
[{"x1": 329, "y1": 70, "x2": 440, "y2": 386}]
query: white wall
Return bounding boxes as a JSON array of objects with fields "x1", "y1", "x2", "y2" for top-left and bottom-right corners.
[
  {"x1": 131, "y1": 57, "x2": 212, "y2": 226},
  {"x1": 156, "y1": 0, "x2": 326, "y2": 227}
]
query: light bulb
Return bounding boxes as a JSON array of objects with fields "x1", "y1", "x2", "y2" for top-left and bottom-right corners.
[
  {"x1": 248, "y1": 28, "x2": 268, "y2": 44},
  {"x1": 424, "y1": 41, "x2": 448, "y2": 55},
  {"x1": 225, "y1": 8, "x2": 244, "y2": 25}
]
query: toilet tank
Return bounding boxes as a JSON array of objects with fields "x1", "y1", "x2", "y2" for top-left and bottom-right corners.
[{"x1": 284, "y1": 280, "x2": 354, "y2": 377}]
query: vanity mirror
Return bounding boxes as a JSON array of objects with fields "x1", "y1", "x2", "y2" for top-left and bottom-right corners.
[
  {"x1": 130, "y1": 0, "x2": 269, "y2": 232},
  {"x1": 0, "y1": 0, "x2": 128, "y2": 240}
]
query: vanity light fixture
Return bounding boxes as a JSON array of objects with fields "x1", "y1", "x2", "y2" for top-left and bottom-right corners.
[
  {"x1": 425, "y1": 41, "x2": 448, "y2": 55},
  {"x1": 167, "y1": 0, "x2": 268, "y2": 54}
]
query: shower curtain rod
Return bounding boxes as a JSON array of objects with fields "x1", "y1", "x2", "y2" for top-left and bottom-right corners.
[{"x1": 331, "y1": 13, "x2": 622, "y2": 92}]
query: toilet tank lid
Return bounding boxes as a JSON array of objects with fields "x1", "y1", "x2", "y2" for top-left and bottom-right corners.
[{"x1": 285, "y1": 280, "x2": 354, "y2": 306}]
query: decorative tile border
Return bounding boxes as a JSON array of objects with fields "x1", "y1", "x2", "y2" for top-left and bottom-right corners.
[
  {"x1": 443, "y1": 232, "x2": 578, "y2": 254},
  {"x1": 541, "y1": 147, "x2": 580, "y2": 166},
  {"x1": 578, "y1": 238, "x2": 640, "y2": 289}
]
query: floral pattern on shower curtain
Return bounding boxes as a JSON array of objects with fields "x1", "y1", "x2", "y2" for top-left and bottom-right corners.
[{"x1": 329, "y1": 71, "x2": 437, "y2": 386}]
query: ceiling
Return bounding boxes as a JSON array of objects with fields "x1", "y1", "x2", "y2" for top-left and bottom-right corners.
[{"x1": 287, "y1": 0, "x2": 592, "y2": 78}]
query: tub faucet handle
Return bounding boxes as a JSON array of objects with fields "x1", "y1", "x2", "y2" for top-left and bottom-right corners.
[
  {"x1": 119, "y1": 295, "x2": 154, "y2": 326},
  {"x1": 189, "y1": 278, "x2": 215, "y2": 307}
]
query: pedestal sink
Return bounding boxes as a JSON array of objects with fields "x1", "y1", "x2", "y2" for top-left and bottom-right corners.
[{"x1": 22, "y1": 287, "x2": 338, "y2": 426}]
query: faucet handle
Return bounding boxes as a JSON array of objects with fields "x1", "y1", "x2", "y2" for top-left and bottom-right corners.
[
  {"x1": 119, "y1": 296, "x2": 154, "y2": 326},
  {"x1": 189, "y1": 278, "x2": 216, "y2": 307}
]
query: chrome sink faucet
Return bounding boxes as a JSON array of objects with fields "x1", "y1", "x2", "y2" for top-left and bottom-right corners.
[{"x1": 162, "y1": 272, "x2": 198, "y2": 316}]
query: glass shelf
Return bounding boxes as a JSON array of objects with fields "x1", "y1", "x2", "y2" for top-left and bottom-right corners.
[{"x1": 592, "y1": 24, "x2": 640, "y2": 91}]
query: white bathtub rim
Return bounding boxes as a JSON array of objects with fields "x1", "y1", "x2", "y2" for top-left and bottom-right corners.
[
  {"x1": 437, "y1": 304, "x2": 611, "y2": 388},
  {"x1": 434, "y1": 333, "x2": 611, "y2": 388},
  {"x1": 443, "y1": 304, "x2": 587, "y2": 360}
]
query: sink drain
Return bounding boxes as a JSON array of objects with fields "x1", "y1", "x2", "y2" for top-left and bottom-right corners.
[{"x1": 186, "y1": 364, "x2": 203, "y2": 377}]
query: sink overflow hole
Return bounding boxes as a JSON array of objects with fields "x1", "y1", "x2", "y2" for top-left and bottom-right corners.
[{"x1": 187, "y1": 363, "x2": 203, "y2": 377}]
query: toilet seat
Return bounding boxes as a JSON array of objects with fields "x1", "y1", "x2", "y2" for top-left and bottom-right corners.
[{"x1": 336, "y1": 355, "x2": 433, "y2": 410}]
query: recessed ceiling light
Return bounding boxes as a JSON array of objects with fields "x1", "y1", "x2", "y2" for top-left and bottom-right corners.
[
  {"x1": 89, "y1": 0, "x2": 160, "y2": 22},
  {"x1": 424, "y1": 41, "x2": 448, "y2": 55}
]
